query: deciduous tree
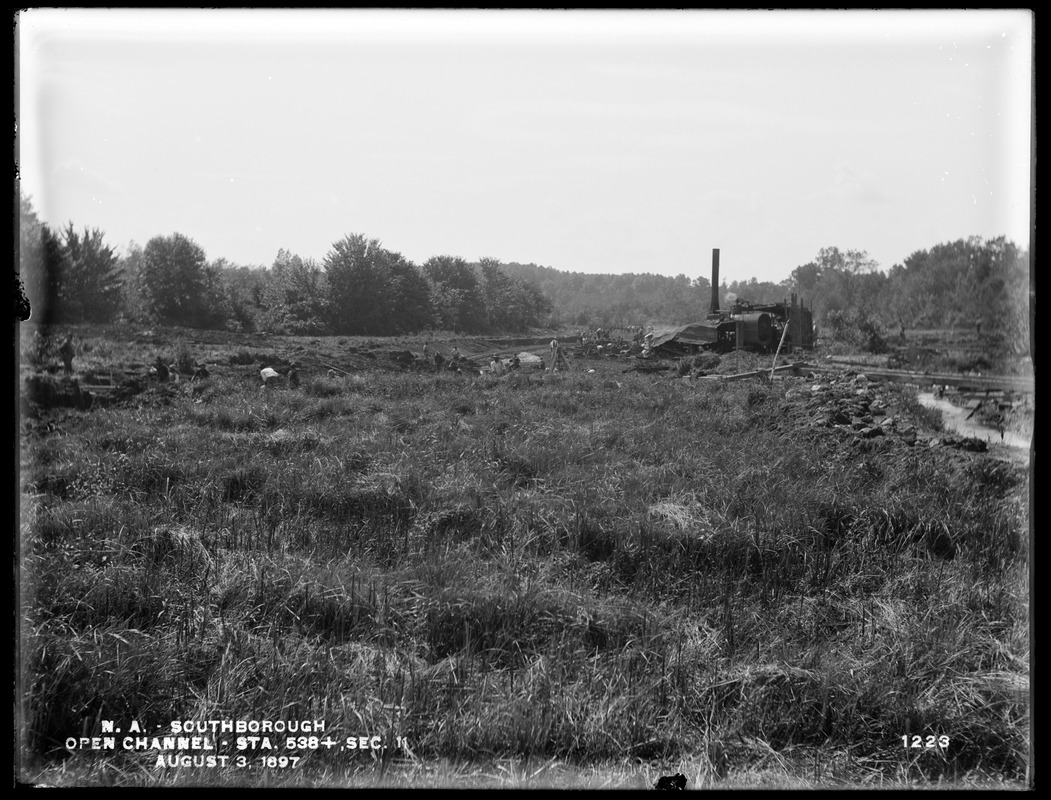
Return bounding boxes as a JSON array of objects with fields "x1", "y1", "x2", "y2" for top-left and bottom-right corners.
[
  {"x1": 263, "y1": 249, "x2": 328, "y2": 334},
  {"x1": 323, "y1": 234, "x2": 395, "y2": 335},
  {"x1": 423, "y1": 255, "x2": 486, "y2": 333},
  {"x1": 140, "y1": 232, "x2": 225, "y2": 328},
  {"x1": 386, "y1": 253, "x2": 433, "y2": 334}
]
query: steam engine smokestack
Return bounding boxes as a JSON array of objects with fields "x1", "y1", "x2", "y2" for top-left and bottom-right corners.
[{"x1": 710, "y1": 248, "x2": 720, "y2": 315}]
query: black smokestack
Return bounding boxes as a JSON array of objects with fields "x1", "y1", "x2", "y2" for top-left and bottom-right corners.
[{"x1": 710, "y1": 248, "x2": 720, "y2": 315}]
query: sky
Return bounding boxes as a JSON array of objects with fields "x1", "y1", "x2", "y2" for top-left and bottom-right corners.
[{"x1": 16, "y1": 8, "x2": 1033, "y2": 285}]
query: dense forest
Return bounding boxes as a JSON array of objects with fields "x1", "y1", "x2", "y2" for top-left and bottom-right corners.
[{"x1": 17, "y1": 191, "x2": 1030, "y2": 353}]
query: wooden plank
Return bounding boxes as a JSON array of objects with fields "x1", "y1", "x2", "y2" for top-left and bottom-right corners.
[
  {"x1": 321, "y1": 363, "x2": 354, "y2": 375},
  {"x1": 695, "y1": 362, "x2": 809, "y2": 381}
]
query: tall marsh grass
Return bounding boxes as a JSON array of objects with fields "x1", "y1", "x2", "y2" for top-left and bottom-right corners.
[{"x1": 18, "y1": 332, "x2": 1029, "y2": 787}]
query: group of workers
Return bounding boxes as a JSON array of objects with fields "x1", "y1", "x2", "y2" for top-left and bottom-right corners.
[
  {"x1": 156, "y1": 356, "x2": 212, "y2": 384},
  {"x1": 577, "y1": 326, "x2": 651, "y2": 348},
  {"x1": 52, "y1": 333, "x2": 219, "y2": 385},
  {"x1": 488, "y1": 353, "x2": 522, "y2": 375},
  {"x1": 577, "y1": 327, "x2": 655, "y2": 359},
  {"x1": 260, "y1": 363, "x2": 299, "y2": 388},
  {"x1": 51, "y1": 332, "x2": 608, "y2": 389},
  {"x1": 419, "y1": 344, "x2": 467, "y2": 373},
  {"x1": 417, "y1": 340, "x2": 572, "y2": 376},
  {"x1": 416, "y1": 336, "x2": 624, "y2": 376}
]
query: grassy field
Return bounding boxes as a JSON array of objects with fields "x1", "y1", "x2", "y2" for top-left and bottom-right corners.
[{"x1": 16, "y1": 325, "x2": 1030, "y2": 789}]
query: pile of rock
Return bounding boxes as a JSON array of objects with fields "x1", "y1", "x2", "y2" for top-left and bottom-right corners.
[{"x1": 801, "y1": 372, "x2": 918, "y2": 445}]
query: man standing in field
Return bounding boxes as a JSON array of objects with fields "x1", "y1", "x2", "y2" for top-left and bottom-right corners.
[{"x1": 58, "y1": 335, "x2": 75, "y2": 375}]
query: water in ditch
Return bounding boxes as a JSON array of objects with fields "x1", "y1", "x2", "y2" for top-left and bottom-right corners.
[{"x1": 916, "y1": 392, "x2": 1031, "y2": 450}]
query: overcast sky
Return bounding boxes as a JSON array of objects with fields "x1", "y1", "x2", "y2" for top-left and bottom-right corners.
[{"x1": 16, "y1": 8, "x2": 1033, "y2": 284}]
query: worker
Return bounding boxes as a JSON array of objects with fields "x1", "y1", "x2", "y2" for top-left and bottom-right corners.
[
  {"x1": 154, "y1": 357, "x2": 170, "y2": 383},
  {"x1": 642, "y1": 332, "x2": 654, "y2": 357},
  {"x1": 423, "y1": 342, "x2": 430, "y2": 362},
  {"x1": 58, "y1": 335, "x2": 75, "y2": 375},
  {"x1": 260, "y1": 366, "x2": 280, "y2": 387},
  {"x1": 490, "y1": 354, "x2": 506, "y2": 375}
]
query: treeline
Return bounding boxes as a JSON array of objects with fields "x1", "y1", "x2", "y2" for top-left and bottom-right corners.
[
  {"x1": 18, "y1": 191, "x2": 1028, "y2": 351},
  {"x1": 498, "y1": 264, "x2": 714, "y2": 329},
  {"x1": 502, "y1": 240, "x2": 1030, "y2": 352},
  {"x1": 17, "y1": 193, "x2": 551, "y2": 336},
  {"x1": 789, "y1": 243, "x2": 1030, "y2": 352}
]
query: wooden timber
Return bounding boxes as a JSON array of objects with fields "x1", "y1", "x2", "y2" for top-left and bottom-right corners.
[{"x1": 694, "y1": 362, "x2": 809, "y2": 381}]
